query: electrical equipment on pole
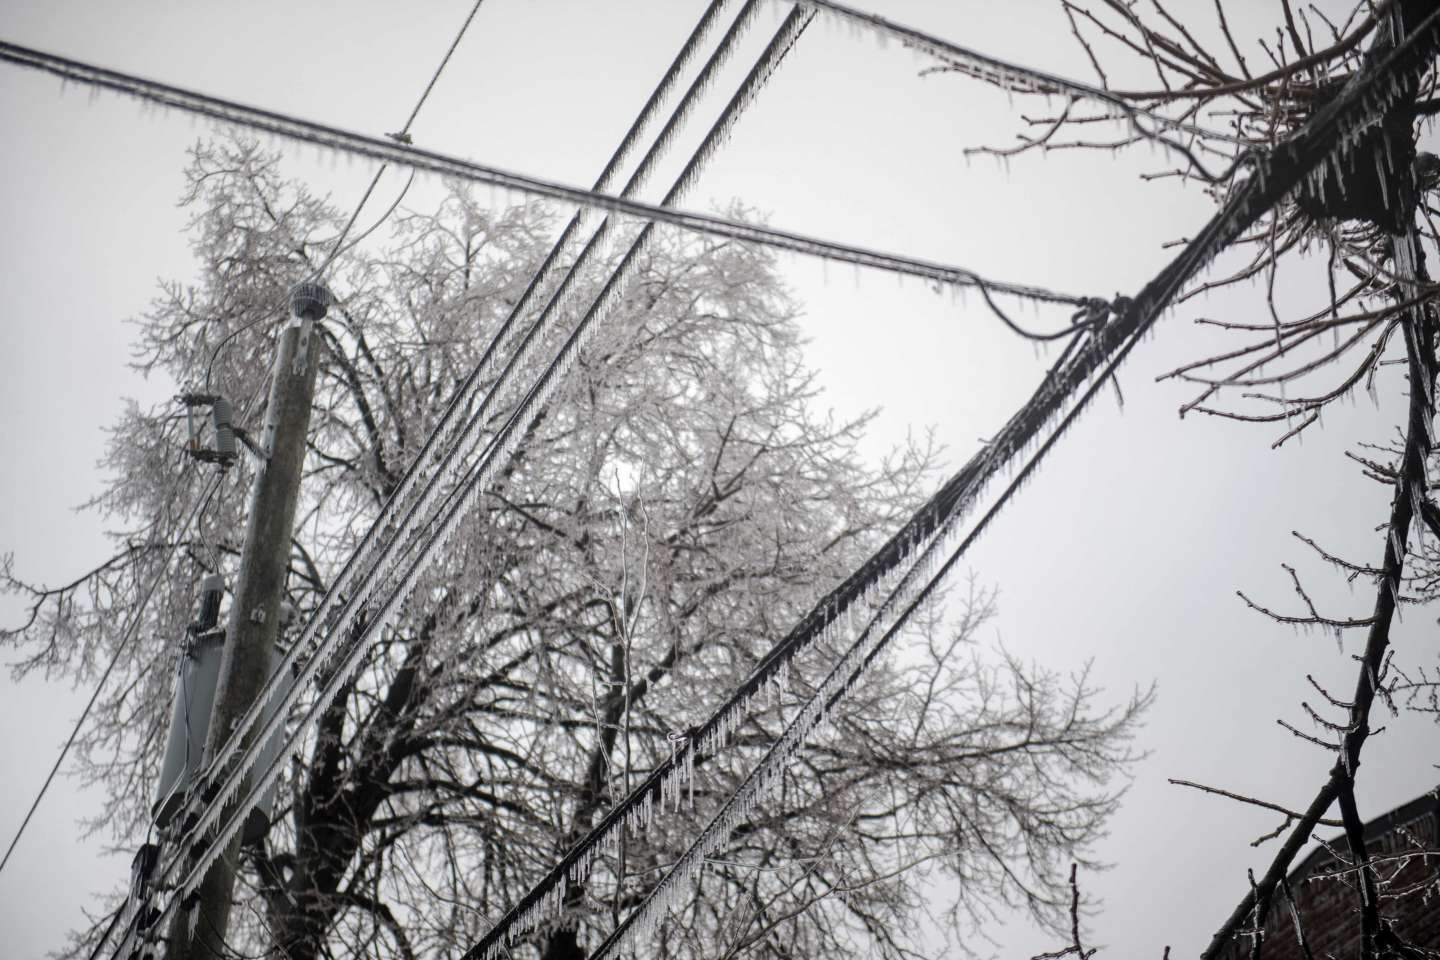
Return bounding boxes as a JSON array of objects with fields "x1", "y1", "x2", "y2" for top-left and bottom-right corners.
[
  {"x1": 152, "y1": 574, "x2": 227, "y2": 828},
  {"x1": 165, "y1": 281, "x2": 329, "y2": 960}
]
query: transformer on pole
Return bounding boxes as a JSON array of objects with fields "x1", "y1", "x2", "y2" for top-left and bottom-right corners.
[{"x1": 151, "y1": 574, "x2": 226, "y2": 828}]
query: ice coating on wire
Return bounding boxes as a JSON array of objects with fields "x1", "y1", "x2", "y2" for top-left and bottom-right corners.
[
  {"x1": 795, "y1": 0, "x2": 1247, "y2": 148},
  {"x1": 0, "y1": 37, "x2": 1089, "y2": 308}
]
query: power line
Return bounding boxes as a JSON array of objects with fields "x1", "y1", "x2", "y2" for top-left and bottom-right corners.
[
  {"x1": 401, "y1": 1, "x2": 485, "y2": 134},
  {"x1": 0, "y1": 35, "x2": 1091, "y2": 308},
  {"x1": 84, "y1": 903, "x2": 127, "y2": 960},
  {"x1": 311, "y1": 0, "x2": 487, "y2": 282},
  {"x1": 796, "y1": 0, "x2": 1247, "y2": 147}
]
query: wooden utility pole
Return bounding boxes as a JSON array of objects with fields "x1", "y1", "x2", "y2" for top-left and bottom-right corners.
[{"x1": 168, "y1": 281, "x2": 329, "y2": 960}]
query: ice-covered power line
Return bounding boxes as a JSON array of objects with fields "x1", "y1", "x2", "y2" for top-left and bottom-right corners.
[
  {"x1": 460, "y1": 9, "x2": 1440, "y2": 958},
  {"x1": 0, "y1": 37, "x2": 1090, "y2": 308},
  {"x1": 793, "y1": 0, "x2": 1248, "y2": 147}
]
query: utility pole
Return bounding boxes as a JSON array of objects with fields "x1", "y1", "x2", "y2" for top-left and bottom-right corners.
[{"x1": 167, "y1": 281, "x2": 329, "y2": 960}]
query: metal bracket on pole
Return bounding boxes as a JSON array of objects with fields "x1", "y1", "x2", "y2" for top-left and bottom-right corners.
[
  {"x1": 292, "y1": 317, "x2": 314, "y2": 376},
  {"x1": 178, "y1": 393, "x2": 240, "y2": 468}
]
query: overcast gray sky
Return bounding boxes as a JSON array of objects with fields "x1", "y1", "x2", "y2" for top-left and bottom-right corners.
[{"x1": 1, "y1": 1, "x2": 1435, "y2": 958}]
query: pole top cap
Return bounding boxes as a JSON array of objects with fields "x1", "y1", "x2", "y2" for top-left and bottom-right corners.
[{"x1": 288, "y1": 281, "x2": 333, "y2": 320}]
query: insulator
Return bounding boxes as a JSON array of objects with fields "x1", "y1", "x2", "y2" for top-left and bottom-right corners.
[
  {"x1": 210, "y1": 397, "x2": 237, "y2": 461},
  {"x1": 130, "y1": 842, "x2": 159, "y2": 900},
  {"x1": 131, "y1": 842, "x2": 158, "y2": 877},
  {"x1": 195, "y1": 573, "x2": 224, "y2": 633},
  {"x1": 185, "y1": 403, "x2": 199, "y2": 453},
  {"x1": 289, "y1": 281, "x2": 332, "y2": 321}
]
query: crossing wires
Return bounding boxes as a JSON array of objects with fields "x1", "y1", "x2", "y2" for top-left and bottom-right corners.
[
  {"x1": 311, "y1": 0, "x2": 487, "y2": 281},
  {"x1": 0, "y1": 35, "x2": 1092, "y2": 310}
]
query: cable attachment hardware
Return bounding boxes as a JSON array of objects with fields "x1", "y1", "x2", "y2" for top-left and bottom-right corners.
[
  {"x1": 188, "y1": 573, "x2": 224, "y2": 639},
  {"x1": 1070, "y1": 297, "x2": 1115, "y2": 330},
  {"x1": 179, "y1": 393, "x2": 264, "y2": 467},
  {"x1": 129, "y1": 842, "x2": 159, "y2": 902},
  {"x1": 1416, "y1": 152, "x2": 1440, "y2": 192}
]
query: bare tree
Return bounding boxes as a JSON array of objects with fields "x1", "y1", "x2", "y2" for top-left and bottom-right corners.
[{"x1": 2, "y1": 137, "x2": 1149, "y2": 960}]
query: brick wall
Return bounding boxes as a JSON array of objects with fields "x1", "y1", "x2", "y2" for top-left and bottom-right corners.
[{"x1": 1216, "y1": 789, "x2": 1439, "y2": 959}]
